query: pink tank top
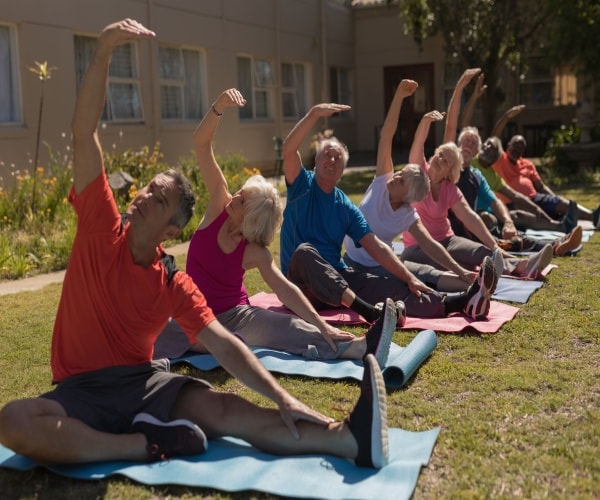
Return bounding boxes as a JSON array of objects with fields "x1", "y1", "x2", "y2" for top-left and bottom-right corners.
[{"x1": 186, "y1": 210, "x2": 249, "y2": 314}]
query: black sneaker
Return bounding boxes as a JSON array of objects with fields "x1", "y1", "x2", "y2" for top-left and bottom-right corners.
[
  {"x1": 463, "y1": 256, "x2": 498, "y2": 321},
  {"x1": 374, "y1": 299, "x2": 406, "y2": 327},
  {"x1": 346, "y1": 353, "x2": 389, "y2": 468},
  {"x1": 132, "y1": 412, "x2": 208, "y2": 462},
  {"x1": 562, "y1": 200, "x2": 579, "y2": 234},
  {"x1": 365, "y1": 298, "x2": 397, "y2": 368}
]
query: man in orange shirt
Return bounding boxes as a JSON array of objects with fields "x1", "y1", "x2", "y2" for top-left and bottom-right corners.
[{"x1": 494, "y1": 135, "x2": 599, "y2": 229}]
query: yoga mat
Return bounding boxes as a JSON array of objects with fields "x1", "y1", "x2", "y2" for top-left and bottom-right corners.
[
  {"x1": 402, "y1": 300, "x2": 519, "y2": 333},
  {"x1": 0, "y1": 426, "x2": 440, "y2": 500},
  {"x1": 492, "y1": 276, "x2": 544, "y2": 303},
  {"x1": 525, "y1": 227, "x2": 593, "y2": 243},
  {"x1": 171, "y1": 329, "x2": 438, "y2": 389}
]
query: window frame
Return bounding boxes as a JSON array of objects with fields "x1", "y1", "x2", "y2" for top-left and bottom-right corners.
[
  {"x1": 0, "y1": 23, "x2": 22, "y2": 125},
  {"x1": 281, "y1": 60, "x2": 310, "y2": 121},
  {"x1": 237, "y1": 54, "x2": 276, "y2": 121},
  {"x1": 158, "y1": 44, "x2": 207, "y2": 122},
  {"x1": 74, "y1": 34, "x2": 144, "y2": 124},
  {"x1": 329, "y1": 65, "x2": 353, "y2": 118}
]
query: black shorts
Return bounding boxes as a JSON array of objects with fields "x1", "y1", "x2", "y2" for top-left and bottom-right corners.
[{"x1": 41, "y1": 359, "x2": 211, "y2": 434}]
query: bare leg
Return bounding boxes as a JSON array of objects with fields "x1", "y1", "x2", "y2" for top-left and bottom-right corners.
[
  {"x1": 171, "y1": 385, "x2": 358, "y2": 459},
  {"x1": 0, "y1": 398, "x2": 147, "y2": 464},
  {"x1": 510, "y1": 210, "x2": 565, "y2": 231}
]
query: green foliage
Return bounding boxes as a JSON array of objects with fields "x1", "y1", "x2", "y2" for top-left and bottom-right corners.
[{"x1": 0, "y1": 141, "x2": 257, "y2": 281}]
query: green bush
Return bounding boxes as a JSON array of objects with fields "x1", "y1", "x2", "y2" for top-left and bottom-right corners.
[{"x1": 0, "y1": 142, "x2": 257, "y2": 281}]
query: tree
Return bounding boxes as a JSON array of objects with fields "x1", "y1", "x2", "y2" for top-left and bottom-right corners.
[
  {"x1": 544, "y1": 0, "x2": 600, "y2": 99},
  {"x1": 396, "y1": 0, "x2": 554, "y2": 135}
]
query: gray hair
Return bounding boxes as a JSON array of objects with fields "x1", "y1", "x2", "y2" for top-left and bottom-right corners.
[
  {"x1": 402, "y1": 164, "x2": 430, "y2": 204},
  {"x1": 315, "y1": 137, "x2": 350, "y2": 167},
  {"x1": 163, "y1": 168, "x2": 196, "y2": 229}
]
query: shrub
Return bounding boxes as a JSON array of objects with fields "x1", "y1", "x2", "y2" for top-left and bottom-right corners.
[{"x1": 0, "y1": 142, "x2": 257, "y2": 281}]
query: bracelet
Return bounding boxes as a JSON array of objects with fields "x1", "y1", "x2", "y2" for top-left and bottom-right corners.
[{"x1": 211, "y1": 105, "x2": 223, "y2": 117}]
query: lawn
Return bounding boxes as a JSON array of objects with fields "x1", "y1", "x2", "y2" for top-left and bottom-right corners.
[{"x1": 0, "y1": 169, "x2": 598, "y2": 499}]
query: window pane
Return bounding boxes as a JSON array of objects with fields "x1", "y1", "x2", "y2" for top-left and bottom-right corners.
[
  {"x1": 160, "y1": 85, "x2": 183, "y2": 119},
  {"x1": 159, "y1": 46, "x2": 183, "y2": 79},
  {"x1": 182, "y1": 49, "x2": 202, "y2": 119},
  {"x1": 295, "y1": 64, "x2": 306, "y2": 116},
  {"x1": 254, "y1": 59, "x2": 274, "y2": 86},
  {"x1": 110, "y1": 44, "x2": 136, "y2": 78},
  {"x1": 282, "y1": 91, "x2": 297, "y2": 118},
  {"x1": 108, "y1": 82, "x2": 142, "y2": 120},
  {"x1": 254, "y1": 90, "x2": 269, "y2": 118},
  {"x1": 0, "y1": 25, "x2": 19, "y2": 122},
  {"x1": 237, "y1": 57, "x2": 253, "y2": 119},
  {"x1": 330, "y1": 67, "x2": 339, "y2": 102}
]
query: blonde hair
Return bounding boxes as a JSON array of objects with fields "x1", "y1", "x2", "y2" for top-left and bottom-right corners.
[
  {"x1": 240, "y1": 175, "x2": 283, "y2": 247},
  {"x1": 435, "y1": 142, "x2": 462, "y2": 184},
  {"x1": 401, "y1": 164, "x2": 430, "y2": 204}
]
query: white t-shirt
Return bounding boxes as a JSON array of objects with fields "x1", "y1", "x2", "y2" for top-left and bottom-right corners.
[{"x1": 344, "y1": 172, "x2": 418, "y2": 267}]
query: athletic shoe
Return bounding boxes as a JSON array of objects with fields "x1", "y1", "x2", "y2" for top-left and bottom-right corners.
[
  {"x1": 462, "y1": 256, "x2": 498, "y2": 321},
  {"x1": 365, "y1": 298, "x2": 398, "y2": 368},
  {"x1": 132, "y1": 412, "x2": 208, "y2": 462},
  {"x1": 491, "y1": 247, "x2": 505, "y2": 277},
  {"x1": 553, "y1": 225, "x2": 583, "y2": 257},
  {"x1": 346, "y1": 353, "x2": 389, "y2": 468},
  {"x1": 593, "y1": 205, "x2": 600, "y2": 230},
  {"x1": 524, "y1": 243, "x2": 553, "y2": 279},
  {"x1": 374, "y1": 299, "x2": 406, "y2": 327},
  {"x1": 562, "y1": 200, "x2": 579, "y2": 234}
]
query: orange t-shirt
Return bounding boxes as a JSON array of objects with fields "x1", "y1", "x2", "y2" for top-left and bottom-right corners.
[
  {"x1": 50, "y1": 173, "x2": 215, "y2": 382},
  {"x1": 492, "y1": 152, "x2": 540, "y2": 204}
]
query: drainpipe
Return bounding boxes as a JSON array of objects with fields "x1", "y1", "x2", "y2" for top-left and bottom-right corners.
[
  {"x1": 146, "y1": 0, "x2": 160, "y2": 146},
  {"x1": 274, "y1": 0, "x2": 283, "y2": 139}
]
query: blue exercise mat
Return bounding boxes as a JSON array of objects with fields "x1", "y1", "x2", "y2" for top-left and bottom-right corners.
[
  {"x1": 492, "y1": 276, "x2": 545, "y2": 303},
  {"x1": 171, "y1": 329, "x2": 438, "y2": 388},
  {"x1": 0, "y1": 427, "x2": 440, "y2": 500}
]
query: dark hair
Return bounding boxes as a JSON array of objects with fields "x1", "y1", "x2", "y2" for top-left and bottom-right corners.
[{"x1": 164, "y1": 168, "x2": 196, "y2": 229}]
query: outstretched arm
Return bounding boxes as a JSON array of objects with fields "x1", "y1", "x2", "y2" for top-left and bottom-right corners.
[
  {"x1": 198, "y1": 320, "x2": 334, "y2": 438},
  {"x1": 71, "y1": 19, "x2": 155, "y2": 195},
  {"x1": 409, "y1": 110, "x2": 445, "y2": 165},
  {"x1": 444, "y1": 68, "x2": 481, "y2": 143},
  {"x1": 491, "y1": 104, "x2": 525, "y2": 139},
  {"x1": 282, "y1": 103, "x2": 350, "y2": 185},
  {"x1": 460, "y1": 72, "x2": 487, "y2": 130},
  {"x1": 375, "y1": 79, "x2": 418, "y2": 177},
  {"x1": 193, "y1": 88, "x2": 247, "y2": 225},
  {"x1": 249, "y1": 246, "x2": 355, "y2": 352}
]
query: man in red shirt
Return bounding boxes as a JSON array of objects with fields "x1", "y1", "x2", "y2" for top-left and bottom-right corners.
[
  {"x1": 494, "y1": 135, "x2": 599, "y2": 228},
  {"x1": 0, "y1": 19, "x2": 391, "y2": 470}
]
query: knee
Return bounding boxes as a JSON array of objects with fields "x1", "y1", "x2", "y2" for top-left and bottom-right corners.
[
  {"x1": 0, "y1": 401, "x2": 27, "y2": 448},
  {"x1": 292, "y1": 243, "x2": 317, "y2": 262}
]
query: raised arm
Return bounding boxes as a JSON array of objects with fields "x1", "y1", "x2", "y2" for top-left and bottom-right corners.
[
  {"x1": 444, "y1": 68, "x2": 481, "y2": 143},
  {"x1": 490, "y1": 104, "x2": 525, "y2": 139},
  {"x1": 193, "y1": 88, "x2": 247, "y2": 225},
  {"x1": 375, "y1": 79, "x2": 418, "y2": 177},
  {"x1": 460, "y1": 72, "x2": 487, "y2": 130},
  {"x1": 71, "y1": 19, "x2": 155, "y2": 195},
  {"x1": 409, "y1": 110, "x2": 445, "y2": 165},
  {"x1": 282, "y1": 103, "x2": 350, "y2": 185}
]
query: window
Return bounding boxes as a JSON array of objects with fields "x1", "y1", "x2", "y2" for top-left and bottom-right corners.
[
  {"x1": 237, "y1": 56, "x2": 275, "y2": 120},
  {"x1": 74, "y1": 35, "x2": 143, "y2": 122},
  {"x1": 329, "y1": 66, "x2": 353, "y2": 111},
  {"x1": 159, "y1": 46, "x2": 205, "y2": 120},
  {"x1": 519, "y1": 57, "x2": 553, "y2": 107},
  {"x1": 281, "y1": 62, "x2": 309, "y2": 120},
  {"x1": 0, "y1": 24, "x2": 22, "y2": 123},
  {"x1": 443, "y1": 62, "x2": 464, "y2": 109}
]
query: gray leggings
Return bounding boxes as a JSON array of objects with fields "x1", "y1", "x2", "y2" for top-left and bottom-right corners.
[
  {"x1": 401, "y1": 235, "x2": 524, "y2": 275},
  {"x1": 287, "y1": 243, "x2": 446, "y2": 318},
  {"x1": 154, "y1": 306, "x2": 352, "y2": 361}
]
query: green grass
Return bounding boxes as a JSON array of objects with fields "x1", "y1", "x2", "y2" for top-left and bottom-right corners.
[{"x1": 0, "y1": 170, "x2": 599, "y2": 498}]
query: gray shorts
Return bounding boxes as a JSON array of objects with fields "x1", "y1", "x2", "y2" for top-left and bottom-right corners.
[{"x1": 41, "y1": 359, "x2": 211, "y2": 434}]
